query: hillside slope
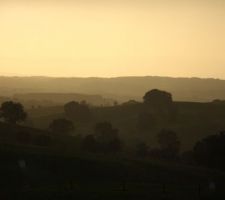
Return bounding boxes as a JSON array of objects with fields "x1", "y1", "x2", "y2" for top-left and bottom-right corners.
[
  {"x1": 1, "y1": 122, "x2": 225, "y2": 199},
  {"x1": 1, "y1": 76, "x2": 225, "y2": 102},
  {"x1": 28, "y1": 101, "x2": 225, "y2": 151}
]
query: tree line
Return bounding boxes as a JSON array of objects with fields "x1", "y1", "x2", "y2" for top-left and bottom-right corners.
[{"x1": 0, "y1": 89, "x2": 225, "y2": 170}]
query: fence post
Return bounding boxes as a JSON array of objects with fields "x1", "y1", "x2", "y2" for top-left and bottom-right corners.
[
  {"x1": 162, "y1": 183, "x2": 167, "y2": 198},
  {"x1": 70, "y1": 180, "x2": 73, "y2": 190},
  {"x1": 198, "y1": 183, "x2": 201, "y2": 199},
  {"x1": 122, "y1": 180, "x2": 127, "y2": 192}
]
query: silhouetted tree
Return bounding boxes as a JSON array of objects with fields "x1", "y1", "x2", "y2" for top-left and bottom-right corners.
[
  {"x1": 0, "y1": 101, "x2": 27, "y2": 124},
  {"x1": 193, "y1": 132, "x2": 225, "y2": 169},
  {"x1": 212, "y1": 99, "x2": 225, "y2": 104},
  {"x1": 143, "y1": 89, "x2": 176, "y2": 120},
  {"x1": 16, "y1": 131, "x2": 31, "y2": 145},
  {"x1": 181, "y1": 151, "x2": 194, "y2": 165},
  {"x1": 49, "y1": 118, "x2": 74, "y2": 136},
  {"x1": 137, "y1": 112, "x2": 157, "y2": 131},
  {"x1": 108, "y1": 138, "x2": 122, "y2": 153},
  {"x1": 94, "y1": 122, "x2": 121, "y2": 153},
  {"x1": 149, "y1": 148, "x2": 162, "y2": 159},
  {"x1": 80, "y1": 100, "x2": 87, "y2": 105},
  {"x1": 143, "y1": 89, "x2": 172, "y2": 106},
  {"x1": 82, "y1": 134, "x2": 97, "y2": 152},
  {"x1": 122, "y1": 100, "x2": 139, "y2": 106},
  {"x1": 95, "y1": 122, "x2": 116, "y2": 142},
  {"x1": 136, "y1": 142, "x2": 149, "y2": 157},
  {"x1": 34, "y1": 134, "x2": 51, "y2": 146},
  {"x1": 64, "y1": 101, "x2": 79, "y2": 118},
  {"x1": 113, "y1": 101, "x2": 118, "y2": 106},
  {"x1": 157, "y1": 129, "x2": 180, "y2": 159},
  {"x1": 64, "y1": 101, "x2": 91, "y2": 122}
]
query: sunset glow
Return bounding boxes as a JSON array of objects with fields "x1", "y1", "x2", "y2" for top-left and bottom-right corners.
[{"x1": 0, "y1": 0, "x2": 225, "y2": 78}]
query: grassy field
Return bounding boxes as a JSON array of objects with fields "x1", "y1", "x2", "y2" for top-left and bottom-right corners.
[
  {"x1": 0, "y1": 143, "x2": 225, "y2": 199},
  {"x1": 1, "y1": 101, "x2": 224, "y2": 199}
]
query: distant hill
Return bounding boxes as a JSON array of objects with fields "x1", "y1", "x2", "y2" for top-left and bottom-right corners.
[
  {"x1": 13, "y1": 93, "x2": 114, "y2": 107},
  {"x1": 1, "y1": 76, "x2": 225, "y2": 102}
]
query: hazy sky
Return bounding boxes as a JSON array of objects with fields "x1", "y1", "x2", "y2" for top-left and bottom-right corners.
[{"x1": 0, "y1": 0, "x2": 225, "y2": 78}]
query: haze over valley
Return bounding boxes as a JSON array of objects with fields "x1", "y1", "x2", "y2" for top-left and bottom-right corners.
[
  {"x1": 1, "y1": 76, "x2": 225, "y2": 106},
  {"x1": 1, "y1": 1, "x2": 225, "y2": 199}
]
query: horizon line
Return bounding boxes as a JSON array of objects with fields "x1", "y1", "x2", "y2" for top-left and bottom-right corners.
[{"x1": 0, "y1": 74, "x2": 223, "y2": 81}]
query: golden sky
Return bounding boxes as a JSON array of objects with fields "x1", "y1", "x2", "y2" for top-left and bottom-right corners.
[{"x1": 0, "y1": 0, "x2": 225, "y2": 78}]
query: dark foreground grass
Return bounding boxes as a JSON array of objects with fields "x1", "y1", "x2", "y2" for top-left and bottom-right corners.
[{"x1": 1, "y1": 147, "x2": 225, "y2": 200}]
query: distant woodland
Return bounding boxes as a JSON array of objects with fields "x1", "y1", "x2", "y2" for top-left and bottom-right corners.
[
  {"x1": 1, "y1": 82, "x2": 225, "y2": 199},
  {"x1": 1, "y1": 76, "x2": 225, "y2": 103}
]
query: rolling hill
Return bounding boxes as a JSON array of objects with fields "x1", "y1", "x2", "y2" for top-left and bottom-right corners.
[
  {"x1": 27, "y1": 101, "x2": 225, "y2": 151},
  {"x1": 1, "y1": 122, "x2": 225, "y2": 199},
  {"x1": 1, "y1": 76, "x2": 225, "y2": 102}
]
